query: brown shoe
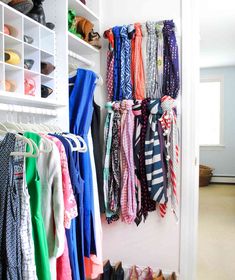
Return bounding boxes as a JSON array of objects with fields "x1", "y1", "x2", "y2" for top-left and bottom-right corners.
[
  {"x1": 169, "y1": 272, "x2": 177, "y2": 280},
  {"x1": 75, "y1": 16, "x2": 94, "y2": 42},
  {"x1": 152, "y1": 270, "x2": 165, "y2": 280}
]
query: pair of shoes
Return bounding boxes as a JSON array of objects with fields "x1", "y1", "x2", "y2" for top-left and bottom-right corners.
[
  {"x1": 41, "y1": 84, "x2": 53, "y2": 98},
  {"x1": 101, "y1": 260, "x2": 124, "y2": 280},
  {"x1": 130, "y1": 266, "x2": 154, "y2": 280},
  {"x1": 88, "y1": 30, "x2": 102, "y2": 49},
  {"x1": 152, "y1": 270, "x2": 165, "y2": 280},
  {"x1": 41, "y1": 62, "x2": 55, "y2": 75},
  {"x1": 168, "y1": 272, "x2": 177, "y2": 280}
]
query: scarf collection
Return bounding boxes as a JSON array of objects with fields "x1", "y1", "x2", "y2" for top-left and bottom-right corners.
[{"x1": 103, "y1": 20, "x2": 180, "y2": 225}]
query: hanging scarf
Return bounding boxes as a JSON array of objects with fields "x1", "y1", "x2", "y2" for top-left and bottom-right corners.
[
  {"x1": 112, "y1": 26, "x2": 122, "y2": 101},
  {"x1": 139, "y1": 98, "x2": 156, "y2": 219},
  {"x1": 145, "y1": 99, "x2": 168, "y2": 217},
  {"x1": 104, "y1": 29, "x2": 114, "y2": 101},
  {"x1": 133, "y1": 101, "x2": 143, "y2": 225},
  {"x1": 108, "y1": 102, "x2": 121, "y2": 219},
  {"x1": 120, "y1": 100, "x2": 136, "y2": 223},
  {"x1": 131, "y1": 23, "x2": 145, "y2": 100},
  {"x1": 159, "y1": 95, "x2": 179, "y2": 221},
  {"x1": 103, "y1": 102, "x2": 117, "y2": 223},
  {"x1": 156, "y1": 22, "x2": 164, "y2": 97},
  {"x1": 162, "y1": 20, "x2": 180, "y2": 99},
  {"x1": 146, "y1": 21, "x2": 158, "y2": 99},
  {"x1": 120, "y1": 25, "x2": 132, "y2": 100}
]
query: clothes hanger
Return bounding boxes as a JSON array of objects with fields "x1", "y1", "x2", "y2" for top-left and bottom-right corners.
[
  {"x1": 75, "y1": 135, "x2": 87, "y2": 153},
  {"x1": 62, "y1": 133, "x2": 82, "y2": 152},
  {"x1": 95, "y1": 73, "x2": 103, "y2": 86}
]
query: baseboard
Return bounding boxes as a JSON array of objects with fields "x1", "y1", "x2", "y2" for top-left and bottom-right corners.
[{"x1": 211, "y1": 176, "x2": 235, "y2": 184}]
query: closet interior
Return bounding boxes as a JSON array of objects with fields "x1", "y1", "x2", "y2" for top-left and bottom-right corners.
[{"x1": 0, "y1": 0, "x2": 191, "y2": 279}]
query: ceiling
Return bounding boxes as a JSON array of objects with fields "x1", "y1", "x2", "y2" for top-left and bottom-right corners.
[{"x1": 200, "y1": 0, "x2": 235, "y2": 68}]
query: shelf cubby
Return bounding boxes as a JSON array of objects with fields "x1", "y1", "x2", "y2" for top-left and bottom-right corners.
[
  {"x1": 0, "y1": 33, "x2": 3, "y2": 61},
  {"x1": 4, "y1": 35, "x2": 23, "y2": 68},
  {"x1": 24, "y1": 44, "x2": 40, "y2": 73},
  {"x1": 4, "y1": 5, "x2": 23, "y2": 41},
  {"x1": 5, "y1": 64, "x2": 23, "y2": 94},
  {"x1": 24, "y1": 69, "x2": 40, "y2": 98},
  {"x1": 0, "y1": 63, "x2": 4, "y2": 91},
  {"x1": 24, "y1": 17, "x2": 40, "y2": 48},
  {"x1": 41, "y1": 75, "x2": 55, "y2": 100},
  {"x1": 40, "y1": 51, "x2": 55, "y2": 77},
  {"x1": 40, "y1": 26, "x2": 55, "y2": 55}
]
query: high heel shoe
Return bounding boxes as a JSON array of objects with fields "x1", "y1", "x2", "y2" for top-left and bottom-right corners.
[
  {"x1": 152, "y1": 270, "x2": 165, "y2": 280},
  {"x1": 141, "y1": 267, "x2": 153, "y2": 280},
  {"x1": 113, "y1": 261, "x2": 124, "y2": 280},
  {"x1": 169, "y1": 272, "x2": 177, "y2": 280},
  {"x1": 129, "y1": 265, "x2": 141, "y2": 280},
  {"x1": 101, "y1": 260, "x2": 113, "y2": 280}
]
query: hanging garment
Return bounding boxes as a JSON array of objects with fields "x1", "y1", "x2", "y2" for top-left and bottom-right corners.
[
  {"x1": 104, "y1": 29, "x2": 114, "y2": 101},
  {"x1": 133, "y1": 100, "x2": 143, "y2": 225},
  {"x1": 112, "y1": 26, "x2": 122, "y2": 101},
  {"x1": 46, "y1": 135, "x2": 77, "y2": 280},
  {"x1": 120, "y1": 100, "x2": 137, "y2": 224},
  {"x1": 24, "y1": 132, "x2": 51, "y2": 280},
  {"x1": 84, "y1": 129, "x2": 103, "y2": 280},
  {"x1": 37, "y1": 139, "x2": 65, "y2": 278},
  {"x1": 108, "y1": 102, "x2": 121, "y2": 218},
  {"x1": 139, "y1": 99, "x2": 156, "y2": 219},
  {"x1": 120, "y1": 25, "x2": 132, "y2": 99},
  {"x1": 52, "y1": 134, "x2": 83, "y2": 280},
  {"x1": 131, "y1": 23, "x2": 145, "y2": 100},
  {"x1": 156, "y1": 22, "x2": 164, "y2": 97},
  {"x1": 159, "y1": 95, "x2": 179, "y2": 220},
  {"x1": 69, "y1": 68, "x2": 97, "y2": 259},
  {"x1": 162, "y1": 20, "x2": 180, "y2": 99},
  {"x1": 14, "y1": 139, "x2": 37, "y2": 280},
  {"x1": 0, "y1": 133, "x2": 22, "y2": 280},
  {"x1": 145, "y1": 99, "x2": 167, "y2": 218},
  {"x1": 103, "y1": 102, "x2": 117, "y2": 223},
  {"x1": 91, "y1": 102, "x2": 105, "y2": 213},
  {"x1": 146, "y1": 21, "x2": 158, "y2": 99}
]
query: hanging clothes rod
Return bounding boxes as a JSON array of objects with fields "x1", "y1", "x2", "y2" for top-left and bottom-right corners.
[{"x1": 68, "y1": 50, "x2": 95, "y2": 67}]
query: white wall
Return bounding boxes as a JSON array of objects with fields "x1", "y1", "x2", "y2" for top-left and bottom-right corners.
[
  {"x1": 200, "y1": 66, "x2": 235, "y2": 177},
  {"x1": 100, "y1": 0, "x2": 181, "y2": 273}
]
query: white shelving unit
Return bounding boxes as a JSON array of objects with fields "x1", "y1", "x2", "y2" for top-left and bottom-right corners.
[{"x1": 0, "y1": 2, "x2": 59, "y2": 107}]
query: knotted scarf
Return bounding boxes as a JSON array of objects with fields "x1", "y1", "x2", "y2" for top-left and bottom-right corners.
[
  {"x1": 145, "y1": 99, "x2": 168, "y2": 218},
  {"x1": 162, "y1": 20, "x2": 180, "y2": 99},
  {"x1": 131, "y1": 23, "x2": 145, "y2": 100},
  {"x1": 112, "y1": 26, "x2": 122, "y2": 101},
  {"x1": 159, "y1": 95, "x2": 179, "y2": 221},
  {"x1": 120, "y1": 25, "x2": 132, "y2": 100},
  {"x1": 146, "y1": 21, "x2": 158, "y2": 99},
  {"x1": 140, "y1": 98, "x2": 156, "y2": 219},
  {"x1": 120, "y1": 100, "x2": 136, "y2": 223},
  {"x1": 108, "y1": 102, "x2": 121, "y2": 219}
]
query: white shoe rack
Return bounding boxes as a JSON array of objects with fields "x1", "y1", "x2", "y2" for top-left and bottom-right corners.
[{"x1": 0, "y1": 2, "x2": 57, "y2": 106}]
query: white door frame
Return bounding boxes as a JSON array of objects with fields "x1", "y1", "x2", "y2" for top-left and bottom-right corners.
[{"x1": 179, "y1": 0, "x2": 199, "y2": 279}]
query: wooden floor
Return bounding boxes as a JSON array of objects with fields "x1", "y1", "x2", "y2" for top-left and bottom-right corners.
[{"x1": 197, "y1": 184, "x2": 235, "y2": 280}]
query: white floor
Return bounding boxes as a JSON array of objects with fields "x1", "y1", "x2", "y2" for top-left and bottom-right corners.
[{"x1": 197, "y1": 184, "x2": 235, "y2": 280}]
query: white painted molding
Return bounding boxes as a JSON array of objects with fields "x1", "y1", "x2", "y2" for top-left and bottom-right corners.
[
  {"x1": 211, "y1": 176, "x2": 235, "y2": 184},
  {"x1": 180, "y1": 0, "x2": 199, "y2": 279}
]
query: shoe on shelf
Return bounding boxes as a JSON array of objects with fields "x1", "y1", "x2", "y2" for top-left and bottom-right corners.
[
  {"x1": 4, "y1": 24, "x2": 18, "y2": 37},
  {"x1": 129, "y1": 265, "x2": 141, "y2": 280},
  {"x1": 168, "y1": 272, "x2": 177, "y2": 280},
  {"x1": 25, "y1": 78, "x2": 36, "y2": 96},
  {"x1": 89, "y1": 30, "x2": 102, "y2": 49},
  {"x1": 41, "y1": 62, "x2": 55, "y2": 75},
  {"x1": 24, "y1": 35, "x2": 34, "y2": 44},
  {"x1": 5, "y1": 50, "x2": 21, "y2": 65},
  {"x1": 9, "y1": 0, "x2": 34, "y2": 14},
  {"x1": 101, "y1": 260, "x2": 113, "y2": 280},
  {"x1": 113, "y1": 261, "x2": 124, "y2": 280},
  {"x1": 152, "y1": 270, "x2": 165, "y2": 280},
  {"x1": 141, "y1": 266, "x2": 153, "y2": 280},
  {"x1": 24, "y1": 59, "x2": 34, "y2": 70},
  {"x1": 41, "y1": 84, "x2": 53, "y2": 98},
  {"x1": 5, "y1": 80, "x2": 16, "y2": 92},
  {"x1": 75, "y1": 16, "x2": 94, "y2": 42},
  {"x1": 27, "y1": 1, "x2": 46, "y2": 25}
]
